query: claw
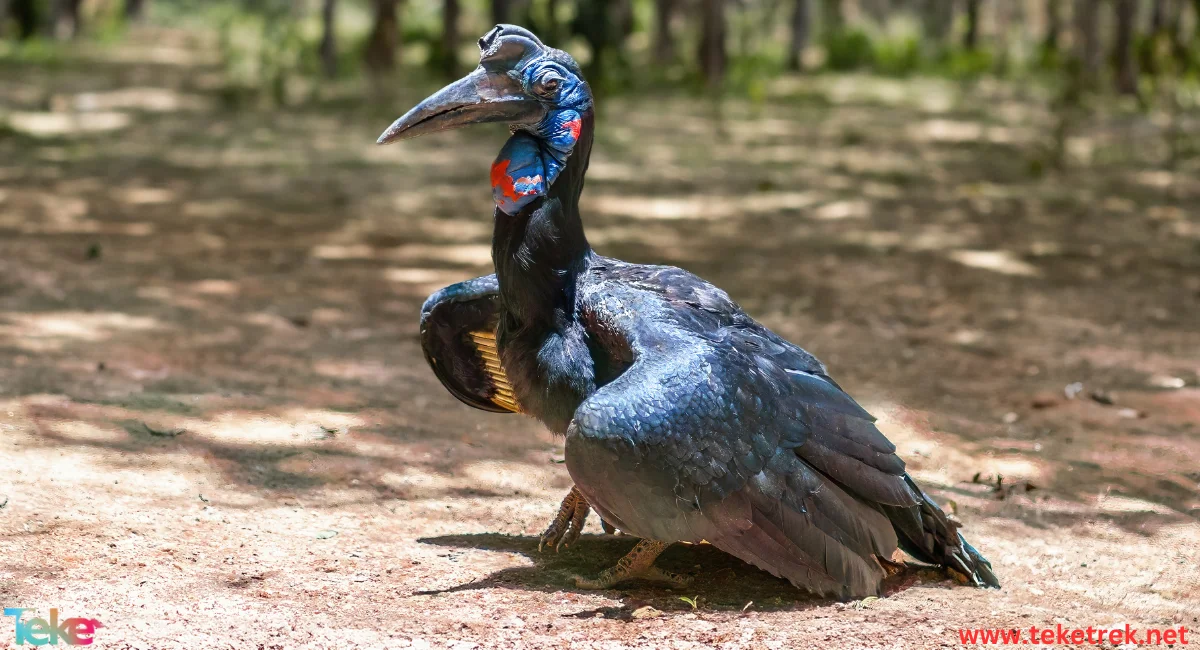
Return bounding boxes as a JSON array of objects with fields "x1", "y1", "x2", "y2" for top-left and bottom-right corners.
[
  {"x1": 558, "y1": 496, "x2": 589, "y2": 550},
  {"x1": 539, "y1": 487, "x2": 588, "y2": 552},
  {"x1": 570, "y1": 539, "x2": 690, "y2": 589},
  {"x1": 573, "y1": 566, "x2": 693, "y2": 590}
]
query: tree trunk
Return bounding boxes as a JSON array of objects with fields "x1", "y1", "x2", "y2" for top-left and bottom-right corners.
[
  {"x1": 653, "y1": 0, "x2": 677, "y2": 64},
  {"x1": 698, "y1": 0, "x2": 726, "y2": 88},
  {"x1": 10, "y1": 0, "x2": 36, "y2": 40},
  {"x1": 613, "y1": 0, "x2": 634, "y2": 40},
  {"x1": 1194, "y1": 0, "x2": 1200, "y2": 40},
  {"x1": 820, "y1": 0, "x2": 843, "y2": 32},
  {"x1": 1151, "y1": 0, "x2": 1168, "y2": 33},
  {"x1": 1113, "y1": 0, "x2": 1138, "y2": 95},
  {"x1": 319, "y1": 0, "x2": 338, "y2": 78},
  {"x1": 439, "y1": 0, "x2": 459, "y2": 76},
  {"x1": 1073, "y1": 0, "x2": 1101, "y2": 84},
  {"x1": 920, "y1": 0, "x2": 953, "y2": 45},
  {"x1": 962, "y1": 0, "x2": 980, "y2": 50},
  {"x1": 492, "y1": 0, "x2": 509, "y2": 25},
  {"x1": 787, "y1": 0, "x2": 810, "y2": 70},
  {"x1": 1170, "y1": 0, "x2": 1188, "y2": 67},
  {"x1": 52, "y1": 0, "x2": 82, "y2": 40},
  {"x1": 1042, "y1": 0, "x2": 1061, "y2": 55},
  {"x1": 994, "y1": 0, "x2": 1014, "y2": 72},
  {"x1": 861, "y1": 0, "x2": 888, "y2": 24},
  {"x1": 364, "y1": 0, "x2": 401, "y2": 73},
  {"x1": 125, "y1": 0, "x2": 147, "y2": 21},
  {"x1": 544, "y1": 0, "x2": 559, "y2": 44}
]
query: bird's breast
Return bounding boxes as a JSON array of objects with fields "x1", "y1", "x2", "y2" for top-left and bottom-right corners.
[{"x1": 497, "y1": 324, "x2": 596, "y2": 435}]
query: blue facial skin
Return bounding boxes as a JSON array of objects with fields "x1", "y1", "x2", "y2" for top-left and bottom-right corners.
[{"x1": 492, "y1": 58, "x2": 592, "y2": 215}]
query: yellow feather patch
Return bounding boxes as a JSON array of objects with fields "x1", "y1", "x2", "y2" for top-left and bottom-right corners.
[{"x1": 469, "y1": 329, "x2": 520, "y2": 412}]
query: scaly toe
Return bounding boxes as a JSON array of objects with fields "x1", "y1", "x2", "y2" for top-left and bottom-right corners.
[
  {"x1": 539, "y1": 533, "x2": 559, "y2": 553},
  {"x1": 557, "y1": 524, "x2": 583, "y2": 551},
  {"x1": 646, "y1": 567, "x2": 693, "y2": 588},
  {"x1": 539, "y1": 524, "x2": 565, "y2": 553},
  {"x1": 571, "y1": 574, "x2": 611, "y2": 590}
]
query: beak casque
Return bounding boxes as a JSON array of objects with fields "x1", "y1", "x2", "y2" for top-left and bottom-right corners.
[{"x1": 376, "y1": 67, "x2": 547, "y2": 145}]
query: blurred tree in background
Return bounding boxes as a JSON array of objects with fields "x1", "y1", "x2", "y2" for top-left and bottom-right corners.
[
  {"x1": 1, "y1": 0, "x2": 1199, "y2": 166},
  {"x1": 1, "y1": 0, "x2": 1198, "y2": 94}
]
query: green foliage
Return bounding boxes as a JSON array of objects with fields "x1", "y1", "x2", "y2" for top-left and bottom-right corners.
[
  {"x1": 872, "y1": 35, "x2": 922, "y2": 77},
  {"x1": 822, "y1": 27, "x2": 874, "y2": 71},
  {"x1": 87, "y1": 1, "x2": 133, "y2": 45},
  {"x1": 728, "y1": 51, "x2": 783, "y2": 103},
  {"x1": 9, "y1": 0, "x2": 1200, "y2": 116},
  {"x1": 1034, "y1": 45, "x2": 1061, "y2": 72},
  {"x1": 819, "y1": 28, "x2": 924, "y2": 78},
  {"x1": 938, "y1": 47, "x2": 995, "y2": 79},
  {"x1": 213, "y1": 2, "x2": 315, "y2": 106},
  {"x1": 0, "y1": 37, "x2": 68, "y2": 69}
]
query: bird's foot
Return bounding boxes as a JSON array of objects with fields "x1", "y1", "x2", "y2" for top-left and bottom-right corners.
[
  {"x1": 539, "y1": 487, "x2": 590, "y2": 552},
  {"x1": 571, "y1": 539, "x2": 692, "y2": 590},
  {"x1": 946, "y1": 566, "x2": 972, "y2": 585},
  {"x1": 877, "y1": 551, "x2": 907, "y2": 578}
]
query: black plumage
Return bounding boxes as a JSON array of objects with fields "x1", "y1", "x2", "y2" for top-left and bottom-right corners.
[{"x1": 388, "y1": 25, "x2": 998, "y2": 598}]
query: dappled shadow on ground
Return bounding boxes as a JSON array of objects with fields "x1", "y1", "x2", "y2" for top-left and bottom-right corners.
[
  {"x1": 415, "y1": 533, "x2": 949, "y2": 613},
  {"x1": 1, "y1": 27, "x2": 1198, "y2": 540}
]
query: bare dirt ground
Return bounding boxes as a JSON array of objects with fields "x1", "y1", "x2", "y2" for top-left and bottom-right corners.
[{"x1": 2, "y1": 30, "x2": 1199, "y2": 649}]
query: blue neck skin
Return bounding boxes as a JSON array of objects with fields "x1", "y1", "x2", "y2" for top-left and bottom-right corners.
[
  {"x1": 490, "y1": 108, "x2": 584, "y2": 215},
  {"x1": 490, "y1": 58, "x2": 593, "y2": 215},
  {"x1": 490, "y1": 106, "x2": 595, "y2": 332}
]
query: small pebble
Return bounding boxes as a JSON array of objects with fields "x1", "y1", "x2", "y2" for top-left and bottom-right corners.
[{"x1": 631, "y1": 606, "x2": 661, "y2": 619}]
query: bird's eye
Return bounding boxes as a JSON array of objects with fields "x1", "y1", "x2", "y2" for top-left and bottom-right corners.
[{"x1": 534, "y1": 72, "x2": 562, "y2": 97}]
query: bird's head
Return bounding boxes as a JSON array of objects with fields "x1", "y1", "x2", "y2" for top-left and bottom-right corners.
[
  {"x1": 377, "y1": 26, "x2": 593, "y2": 215},
  {"x1": 376, "y1": 24, "x2": 591, "y2": 145}
]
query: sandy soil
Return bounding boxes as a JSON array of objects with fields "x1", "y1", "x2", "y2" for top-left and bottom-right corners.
[{"x1": 1, "y1": 30, "x2": 1199, "y2": 649}]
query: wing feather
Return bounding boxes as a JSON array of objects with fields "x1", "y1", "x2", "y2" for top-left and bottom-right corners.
[
  {"x1": 567, "y1": 260, "x2": 997, "y2": 596},
  {"x1": 421, "y1": 275, "x2": 520, "y2": 413}
]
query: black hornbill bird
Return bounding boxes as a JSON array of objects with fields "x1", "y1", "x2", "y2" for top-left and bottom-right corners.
[{"x1": 378, "y1": 25, "x2": 999, "y2": 599}]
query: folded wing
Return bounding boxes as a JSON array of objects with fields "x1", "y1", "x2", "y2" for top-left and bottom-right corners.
[{"x1": 421, "y1": 275, "x2": 520, "y2": 413}]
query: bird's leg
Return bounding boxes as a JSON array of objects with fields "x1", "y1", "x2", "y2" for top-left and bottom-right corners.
[
  {"x1": 572, "y1": 539, "x2": 692, "y2": 590},
  {"x1": 539, "y1": 487, "x2": 590, "y2": 552}
]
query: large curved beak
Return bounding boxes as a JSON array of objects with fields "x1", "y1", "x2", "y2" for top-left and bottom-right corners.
[{"x1": 376, "y1": 67, "x2": 546, "y2": 145}]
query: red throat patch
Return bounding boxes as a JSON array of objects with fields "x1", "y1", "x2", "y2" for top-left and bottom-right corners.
[
  {"x1": 565, "y1": 118, "x2": 582, "y2": 140},
  {"x1": 491, "y1": 159, "x2": 519, "y2": 202}
]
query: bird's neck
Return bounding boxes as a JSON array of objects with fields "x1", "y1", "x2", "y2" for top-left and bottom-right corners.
[{"x1": 492, "y1": 109, "x2": 594, "y2": 331}]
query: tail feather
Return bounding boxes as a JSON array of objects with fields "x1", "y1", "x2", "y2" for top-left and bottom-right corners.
[{"x1": 880, "y1": 474, "x2": 1000, "y2": 589}]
